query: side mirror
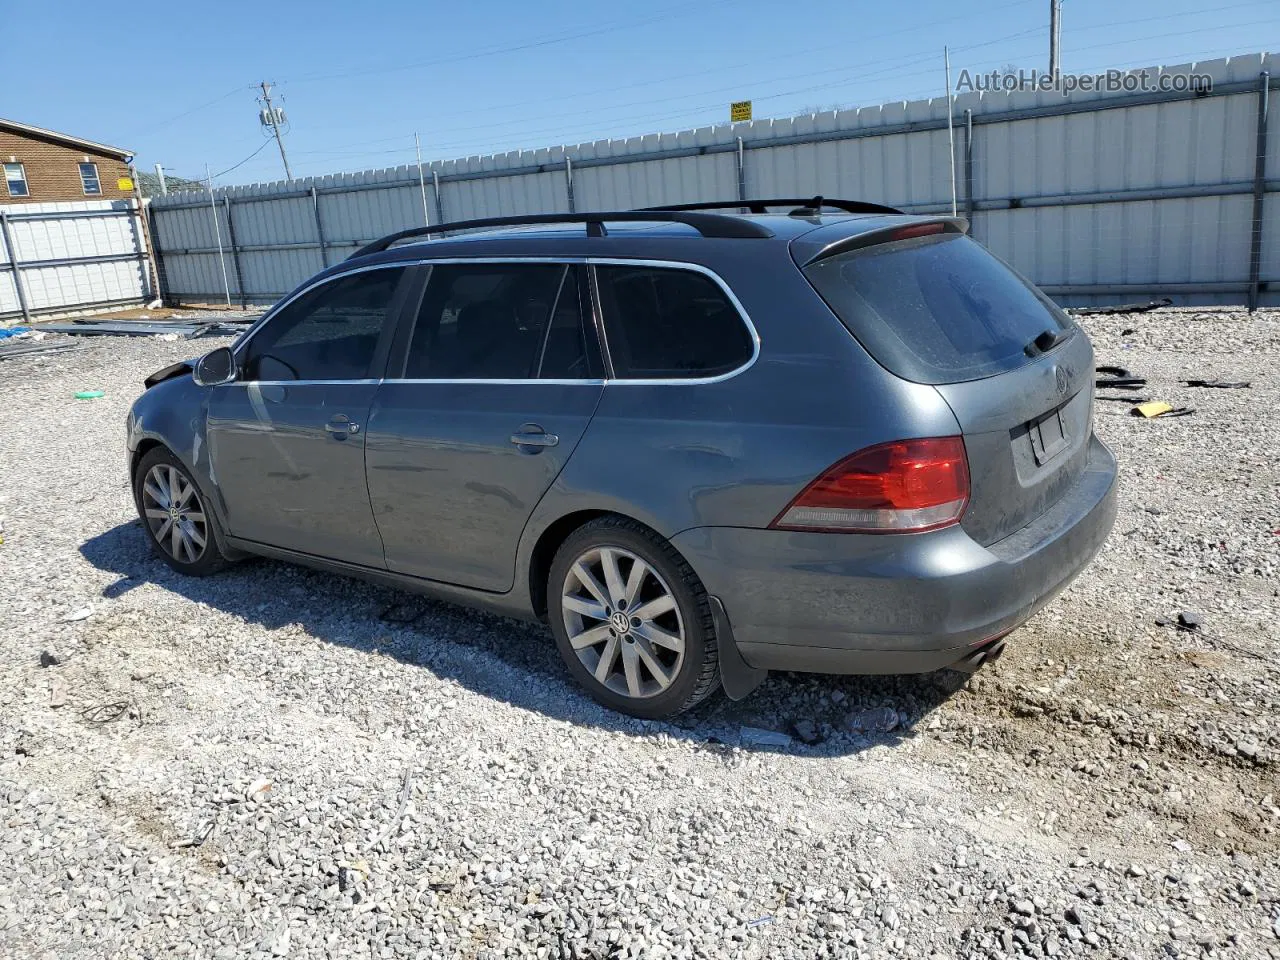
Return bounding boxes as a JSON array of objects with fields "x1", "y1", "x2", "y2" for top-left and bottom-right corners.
[{"x1": 192, "y1": 347, "x2": 237, "y2": 387}]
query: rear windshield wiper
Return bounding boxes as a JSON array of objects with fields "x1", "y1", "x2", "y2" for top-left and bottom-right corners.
[{"x1": 1024, "y1": 328, "x2": 1069, "y2": 356}]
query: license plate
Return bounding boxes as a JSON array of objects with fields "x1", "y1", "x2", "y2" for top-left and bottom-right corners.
[{"x1": 1029, "y1": 408, "x2": 1069, "y2": 465}]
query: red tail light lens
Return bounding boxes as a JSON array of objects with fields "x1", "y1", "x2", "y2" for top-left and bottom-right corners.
[{"x1": 771, "y1": 437, "x2": 970, "y2": 533}]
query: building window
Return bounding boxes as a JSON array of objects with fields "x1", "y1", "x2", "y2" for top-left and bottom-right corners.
[
  {"x1": 3, "y1": 162, "x2": 28, "y2": 198},
  {"x1": 79, "y1": 162, "x2": 101, "y2": 195}
]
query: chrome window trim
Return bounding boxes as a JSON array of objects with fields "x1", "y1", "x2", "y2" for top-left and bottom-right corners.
[
  {"x1": 586, "y1": 257, "x2": 760, "y2": 386},
  {"x1": 229, "y1": 255, "x2": 759, "y2": 388}
]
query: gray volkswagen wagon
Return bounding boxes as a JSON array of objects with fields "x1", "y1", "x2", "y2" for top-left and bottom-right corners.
[{"x1": 126, "y1": 198, "x2": 1118, "y2": 719}]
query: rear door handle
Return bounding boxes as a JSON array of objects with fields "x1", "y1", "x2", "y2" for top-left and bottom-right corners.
[
  {"x1": 325, "y1": 415, "x2": 360, "y2": 439},
  {"x1": 510, "y1": 424, "x2": 559, "y2": 450}
]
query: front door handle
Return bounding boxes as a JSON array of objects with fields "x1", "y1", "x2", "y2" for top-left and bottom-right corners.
[
  {"x1": 510, "y1": 424, "x2": 559, "y2": 450},
  {"x1": 325, "y1": 415, "x2": 360, "y2": 439}
]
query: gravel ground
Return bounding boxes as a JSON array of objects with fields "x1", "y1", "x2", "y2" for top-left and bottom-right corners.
[{"x1": 1, "y1": 308, "x2": 1277, "y2": 960}]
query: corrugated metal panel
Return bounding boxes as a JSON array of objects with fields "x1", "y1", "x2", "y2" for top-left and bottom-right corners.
[
  {"x1": 1, "y1": 198, "x2": 147, "y2": 318},
  {"x1": 148, "y1": 52, "x2": 1279, "y2": 307}
]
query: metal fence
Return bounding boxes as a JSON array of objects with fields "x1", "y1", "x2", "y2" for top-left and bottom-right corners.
[
  {"x1": 150, "y1": 52, "x2": 1279, "y2": 309},
  {"x1": 0, "y1": 199, "x2": 155, "y2": 323}
]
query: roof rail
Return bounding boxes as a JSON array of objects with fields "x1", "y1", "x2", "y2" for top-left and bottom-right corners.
[
  {"x1": 642, "y1": 196, "x2": 904, "y2": 216},
  {"x1": 348, "y1": 210, "x2": 773, "y2": 259}
]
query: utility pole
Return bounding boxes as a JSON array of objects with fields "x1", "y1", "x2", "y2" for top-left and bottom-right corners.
[
  {"x1": 258, "y1": 81, "x2": 294, "y2": 181},
  {"x1": 1049, "y1": 0, "x2": 1062, "y2": 80},
  {"x1": 944, "y1": 46, "x2": 957, "y2": 218}
]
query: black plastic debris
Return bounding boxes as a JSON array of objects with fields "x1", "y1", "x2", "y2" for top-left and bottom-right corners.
[
  {"x1": 1071, "y1": 297, "x2": 1173, "y2": 317},
  {"x1": 1177, "y1": 611, "x2": 1204, "y2": 631},
  {"x1": 1182, "y1": 379, "x2": 1251, "y2": 389}
]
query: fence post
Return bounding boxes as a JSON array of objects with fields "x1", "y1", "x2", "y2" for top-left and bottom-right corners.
[
  {"x1": 963, "y1": 108, "x2": 975, "y2": 229},
  {"x1": 565, "y1": 157, "x2": 576, "y2": 213},
  {"x1": 0, "y1": 212, "x2": 32, "y2": 324},
  {"x1": 223, "y1": 197, "x2": 246, "y2": 307},
  {"x1": 311, "y1": 186, "x2": 329, "y2": 268},
  {"x1": 147, "y1": 204, "x2": 171, "y2": 306},
  {"x1": 736, "y1": 137, "x2": 747, "y2": 205},
  {"x1": 1248, "y1": 71, "x2": 1270, "y2": 312},
  {"x1": 432, "y1": 170, "x2": 444, "y2": 227}
]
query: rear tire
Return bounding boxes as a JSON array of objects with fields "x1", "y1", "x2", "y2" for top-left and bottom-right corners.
[
  {"x1": 548, "y1": 516, "x2": 720, "y2": 719},
  {"x1": 133, "y1": 446, "x2": 229, "y2": 577}
]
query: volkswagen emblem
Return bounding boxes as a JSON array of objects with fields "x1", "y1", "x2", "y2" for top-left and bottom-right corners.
[
  {"x1": 610, "y1": 611, "x2": 632, "y2": 634},
  {"x1": 1054, "y1": 365, "x2": 1070, "y2": 396}
]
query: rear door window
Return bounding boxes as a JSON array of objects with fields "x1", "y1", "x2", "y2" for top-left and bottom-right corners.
[
  {"x1": 594, "y1": 265, "x2": 753, "y2": 379},
  {"x1": 242, "y1": 267, "x2": 407, "y2": 381},
  {"x1": 802, "y1": 233, "x2": 1072, "y2": 384},
  {"x1": 402, "y1": 263, "x2": 600, "y2": 380}
]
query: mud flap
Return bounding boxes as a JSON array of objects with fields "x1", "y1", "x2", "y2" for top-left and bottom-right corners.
[{"x1": 710, "y1": 596, "x2": 768, "y2": 701}]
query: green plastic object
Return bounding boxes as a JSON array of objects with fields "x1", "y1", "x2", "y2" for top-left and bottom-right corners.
[{"x1": 74, "y1": 390, "x2": 105, "y2": 400}]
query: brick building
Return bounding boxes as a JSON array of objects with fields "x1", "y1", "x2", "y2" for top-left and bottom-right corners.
[{"x1": 1, "y1": 118, "x2": 134, "y2": 204}]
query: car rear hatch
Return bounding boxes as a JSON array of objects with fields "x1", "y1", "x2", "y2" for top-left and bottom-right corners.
[{"x1": 794, "y1": 219, "x2": 1093, "y2": 546}]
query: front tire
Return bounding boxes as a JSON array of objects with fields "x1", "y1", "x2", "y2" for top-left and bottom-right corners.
[
  {"x1": 133, "y1": 446, "x2": 229, "y2": 576},
  {"x1": 548, "y1": 516, "x2": 720, "y2": 719}
]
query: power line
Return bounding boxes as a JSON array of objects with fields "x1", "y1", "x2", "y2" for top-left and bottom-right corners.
[
  {"x1": 210, "y1": 139, "x2": 273, "y2": 180},
  {"x1": 124, "y1": 85, "x2": 249, "y2": 139}
]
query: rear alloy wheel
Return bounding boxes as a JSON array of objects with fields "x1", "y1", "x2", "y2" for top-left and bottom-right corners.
[
  {"x1": 548, "y1": 517, "x2": 719, "y2": 719},
  {"x1": 133, "y1": 446, "x2": 228, "y2": 576}
]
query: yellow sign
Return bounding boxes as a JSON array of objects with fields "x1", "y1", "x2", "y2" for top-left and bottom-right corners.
[
  {"x1": 117, "y1": 177, "x2": 134, "y2": 191},
  {"x1": 730, "y1": 100, "x2": 752, "y2": 122}
]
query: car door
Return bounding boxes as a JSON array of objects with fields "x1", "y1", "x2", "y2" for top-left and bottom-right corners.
[
  {"x1": 207, "y1": 264, "x2": 417, "y2": 566},
  {"x1": 365, "y1": 261, "x2": 604, "y2": 591}
]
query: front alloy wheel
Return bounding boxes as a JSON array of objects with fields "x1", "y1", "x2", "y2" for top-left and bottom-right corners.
[
  {"x1": 133, "y1": 446, "x2": 228, "y2": 576},
  {"x1": 141, "y1": 463, "x2": 208, "y2": 564}
]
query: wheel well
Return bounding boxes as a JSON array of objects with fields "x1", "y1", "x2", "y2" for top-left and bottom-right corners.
[
  {"x1": 529, "y1": 510, "x2": 633, "y2": 622},
  {"x1": 130, "y1": 439, "x2": 164, "y2": 482}
]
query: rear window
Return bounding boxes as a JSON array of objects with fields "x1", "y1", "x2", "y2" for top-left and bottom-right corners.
[{"x1": 802, "y1": 233, "x2": 1072, "y2": 384}]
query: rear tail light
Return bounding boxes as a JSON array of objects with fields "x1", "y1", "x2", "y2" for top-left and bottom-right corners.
[{"x1": 770, "y1": 437, "x2": 970, "y2": 533}]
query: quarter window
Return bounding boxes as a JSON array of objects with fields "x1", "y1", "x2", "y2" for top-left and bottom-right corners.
[
  {"x1": 4, "y1": 162, "x2": 28, "y2": 198},
  {"x1": 403, "y1": 263, "x2": 598, "y2": 380},
  {"x1": 594, "y1": 265, "x2": 753, "y2": 379},
  {"x1": 241, "y1": 267, "x2": 406, "y2": 381},
  {"x1": 79, "y1": 162, "x2": 101, "y2": 195}
]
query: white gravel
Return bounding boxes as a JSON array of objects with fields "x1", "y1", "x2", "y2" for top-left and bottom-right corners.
[{"x1": 1, "y1": 308, "x2": 1278, "y2": 959}]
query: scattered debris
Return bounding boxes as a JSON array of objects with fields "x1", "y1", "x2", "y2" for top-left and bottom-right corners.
[
  {"x1": 1121, "y1": 327, "x2": 1137, "y2": 336},
  {"x1": 746, "y1": 916, "x2": 774, "y2": 928},
  {"x1": 0, "y1": 341, "x2": 80, "y2": 361},
  {"x1": 39, "y1": 318, "x2": 253, "y2": 339},
  {"x1": 790, "y1": 719, "x2": 823, "y2": 745},
  {"x1": 74, "y1": 390, "x2": 105, "y2": 400},
  {"x1": 49, "y1": 676, "x2": 68, "y2": 709},
  {"x1": 1071, "y1": 297, "x2": 1172, "y2": 316},
  {"x1": 61, "y1": 606, "x2": 92, "y2": 622},
  {"x1": 1095, "y1": 365, "x2": 1132, "y2": 378},
  {"x1": 0, "y1": 326, "x2": 31, "y2": 339},
  {"x1": 846, "y1": 706, "x2": 900, "y2": 734},
  {"x1": 80, "y1": 700, "x2": 138, "y2": 724},
  {"x1": 171, "y1": 820, "x2": 216, "y2": 850},
  {"x1": 1096, "y1": 395, "x2": 1151, "y2": 404},
  {"x1": 1131, "y1": 402, "x2": 1194, "y2": 419},
  {"x1": 1177, "y1": 611, "x2": 1204, "y2": 632},
  {"x1": 39, "y1": 648, "x2": 64, "y2": 667},
  {"x1": 245, "y1": 778, "x2": 273, "y2": 801},
  {"x1": 1182, "y1": 379, "x2": 1250, "y2": 389},
  {"x1": 739, "y1": 726, "x2": 792, "y2": 748}
]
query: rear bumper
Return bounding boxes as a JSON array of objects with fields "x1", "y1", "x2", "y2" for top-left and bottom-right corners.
[{"x1": 671, "y1": 434, "x2": 1118, "y2": 674}]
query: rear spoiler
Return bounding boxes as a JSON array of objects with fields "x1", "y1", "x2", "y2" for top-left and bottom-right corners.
[{"x1": 794, "y1": 217, "x2": 968, "y2": 267}]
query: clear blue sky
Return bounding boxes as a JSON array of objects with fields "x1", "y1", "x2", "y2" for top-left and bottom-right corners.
[{"x1": 8, "y1": 0, "x2": 1278, "y2": 186}]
